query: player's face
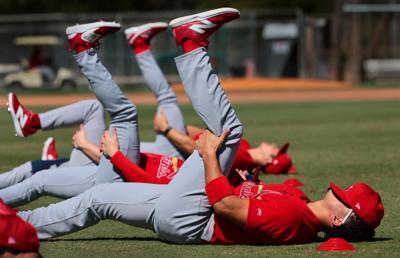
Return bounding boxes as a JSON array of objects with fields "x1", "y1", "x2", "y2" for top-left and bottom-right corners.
[{"x1": 258, "y1": 142, "x2": 279, "y2": 164}]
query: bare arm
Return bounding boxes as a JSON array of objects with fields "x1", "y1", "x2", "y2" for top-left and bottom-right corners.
[
  {"x1": 154, "y1": 111, "x2": 196, "y2": 155},
  {"x1": 186, "y1": 124, "x2": 204, "y2": 138},
  {"x1": 197, "y1": 130, "x2": 249, "y2": 228},
  {"x1": 164, "y1": 128, "x2": 196, "y2": 155},
  {"x1": 72, "y1": 124, "x2": 101, "y2": 164}
]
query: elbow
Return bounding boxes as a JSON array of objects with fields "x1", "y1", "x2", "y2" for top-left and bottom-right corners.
[{"x1": 183, "y1": 142, "x2": 196, "y2": 155}]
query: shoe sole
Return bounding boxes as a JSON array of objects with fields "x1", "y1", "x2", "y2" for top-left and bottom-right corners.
[
  {"x1": 124, "y1": 22, "x2": 168, "y2": 42},
  {"x1": 169, "y1": 7, "x2": 239, "y2": 28},
  {"x1": 42, "y1": 137, "x2": 54, "y2": 160},
  {"x1": 7, "y1": 93, "x2": 24, "y2": 137},
  {"x1": 66, "y1": 21, "x2": 121, "y2": 35}
]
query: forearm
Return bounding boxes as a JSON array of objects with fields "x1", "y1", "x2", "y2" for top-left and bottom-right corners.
[
  {"x1": 203, "y1": 152, "x2": 224, "y2": 183},
  {"x1": 165, "y1": 128, "x2": 196, "y2": 155},
  {"x1": 78, "y1": 141, "x2": 102, "y2": 164},
  {"x1": 111, "y1": 151, "x2": 161, "y2": 184},
  {"x1": 203, "y1": 151, "x2": 248, "y2": 227}
]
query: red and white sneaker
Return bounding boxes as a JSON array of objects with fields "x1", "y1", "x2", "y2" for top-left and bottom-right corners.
[
  {"x1": 7, "y1": 92, "x2": 40, "y2": 137},
  {"x1": 42, "y1": 137, "x2": 58, "y2": 160},
  {"x1": 124, "y1": 22, "x2": 168, "y2": 54},
  {"x1": 169, "y1": 8, "x2": 240, "y2": 52},
  {"x1": 66, "y1": 21, "x2": 121, "y2": 54}
]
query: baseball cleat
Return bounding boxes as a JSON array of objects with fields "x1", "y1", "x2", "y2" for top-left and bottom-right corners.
[
  {"x1": 41, "y1": 137, "x2": 58, "y2": 160},
  {"x1": 66, "y1": 21, "x2": 121, "y2": 53},
  {"x1": 169, "y1": 7, "x2": 240, "y2": 48},
  {"x1": 124, "y1": 22, "x2": 168, "y2": 49},
  {"x1": 7, "y1": 92, "x2": 39, "y2": 137}
]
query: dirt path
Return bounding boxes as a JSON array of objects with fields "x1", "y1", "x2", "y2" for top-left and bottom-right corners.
[{"x1": 2, "y1": 88, "x2": 400, "y2": 107}]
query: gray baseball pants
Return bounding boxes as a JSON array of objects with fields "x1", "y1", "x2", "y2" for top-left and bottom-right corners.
[
  {"x1": 136, "y1": 50, "x2": 188, "y2": 160},
  {"x1": 0, "y1": 48, "x2": 140, "y2": 206},
  {"x1": 19, "y1": 48, "x2": 243, "y2": 244},
  {"x1": 0, "y1": 50, "x2": 185, "y2": 191},
  {"x1": 0, "y1": 50, "x2": 188, "y2": 206},
  {"x1": 39, "y1": 99, "x2": 106, "y2": 167},
  {"x1": 0, "y1": 99, "x2": 104, "y2": 191}
]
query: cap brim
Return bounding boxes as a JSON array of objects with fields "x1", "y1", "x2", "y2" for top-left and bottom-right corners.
[
  {"x1": 277, "y1": 143, "x2": 290, "y2": 155},
  {"x1": 288, "y1": 165, "x2": 297, "y2": 174},
  {"x1": 329, "y1": 183, "x2": 352, "y2": 208}
]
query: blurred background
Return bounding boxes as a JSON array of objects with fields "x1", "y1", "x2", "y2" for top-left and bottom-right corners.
[{"x1": 0, "y1": 0, "x2": 399, "y2": 89}]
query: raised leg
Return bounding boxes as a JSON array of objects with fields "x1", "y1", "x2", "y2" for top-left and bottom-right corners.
[
  {"x1": 153, "y1": 48, "x2": 242, "y2": 244},
  {"x1": 74, "y1": 50, "x2": 140, "y2": 184},
  {"x1": 136, "y1": 50, "x2": 188, "y2": 159},
  {"x1": 66, "y1": 21, "x2": 140, "y2": 184},
  {"x1": 153, "y1": 9, "x2": 242, "y2": 244}
]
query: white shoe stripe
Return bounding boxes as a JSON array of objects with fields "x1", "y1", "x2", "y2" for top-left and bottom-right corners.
[
  {"x1": 189, "y1": 20, "x2": 216, "y2": 34},
  {"x1": 42, "y1": 137, "x2": 54, "y2": 160},
  {"x1": 124, "y1": 22, "x2": 168, "y2": 43},
  {"x1": 7, "y1": 93, "x2": 24, "y2": 137}
]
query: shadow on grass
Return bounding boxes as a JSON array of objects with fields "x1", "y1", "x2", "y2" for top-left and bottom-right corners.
[
  {"x1": 369, "y1": 237, "x2": 393, "y2": 242},
  {"x1": 45, "y1": 236, "x2": 158, "y2": 242},
  {"x1": 43, "y1": 236, "x2": 393, "y2": 245}
]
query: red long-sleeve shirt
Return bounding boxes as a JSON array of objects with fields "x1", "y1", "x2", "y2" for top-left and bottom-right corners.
[{"x1": 110, "y1": 151, "x2": 183, "y2": 184}]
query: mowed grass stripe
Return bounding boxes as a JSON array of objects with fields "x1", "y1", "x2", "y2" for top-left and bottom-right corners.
[{"x1": 0, "y1": 100, "x2": 398, "y2": 257}]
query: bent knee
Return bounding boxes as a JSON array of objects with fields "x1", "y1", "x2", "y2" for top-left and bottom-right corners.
[{"x1": 88, "y1": 99, "x2": 104, "y2": 116}]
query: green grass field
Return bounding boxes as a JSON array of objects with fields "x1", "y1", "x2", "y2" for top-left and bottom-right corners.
[{"x1": 1, "y1": 100, "x2": 399, "y2": 257}]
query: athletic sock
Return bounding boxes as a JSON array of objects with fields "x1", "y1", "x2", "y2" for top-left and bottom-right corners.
[
  {"x1": 133, "y1": 44, "x2": 150, "y2": 54},
  {"x1": 30, "y1": 112, "x2": 41, "y2": 129},
  {"x1": 182, "y1": 39, "x2": 203, "y2": 53}
]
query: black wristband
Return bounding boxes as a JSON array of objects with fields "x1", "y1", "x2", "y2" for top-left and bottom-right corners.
[{"x1": 162, "y1": 126, "x2": 172, "y2": 135}]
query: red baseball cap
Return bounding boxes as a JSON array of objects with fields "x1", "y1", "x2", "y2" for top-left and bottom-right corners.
[
  {"x1": 264, "y1": 143, "x2": 297, "y2": 174},
  {"x1": 0, "y1": 215, "x2": 39, "y2": 252},
  {"x1": 329, "y1": 182, "x2": 384, "y2": 229},
  {"x1": 283, "y1": 178, "x2": 304, "y2": 188}
]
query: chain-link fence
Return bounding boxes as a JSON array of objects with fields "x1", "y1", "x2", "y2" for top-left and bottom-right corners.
[{"x1": 0, "y1": 9, "x2": 331, "y2": 87}]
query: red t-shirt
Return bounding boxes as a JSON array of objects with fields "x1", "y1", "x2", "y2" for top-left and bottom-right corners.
[
  {"x1": 110, "y1": 151, "x2": 183, "y2": 184},
  {"x1": 208, "y1": 182, "x2": 321, "y2": 245}
]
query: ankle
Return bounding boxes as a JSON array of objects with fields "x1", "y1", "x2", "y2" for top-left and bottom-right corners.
[
  {"x1": 133, "y1": 44, "x2": 150, "y2": 55},
  {"x1": 68, "y1": 34, "x2": 93, "y2": 54},
  {"x1": 30, "y1": 113, "x2": 41, "y2": 129},
  {"x1": 74, "y1": 45, "x2": 89, "y2": 54},
  {"x1": 69, "y1": 40, "x2": 90, "y2": 54},
  {"x1": 182, "y1": 39, "x2": 204, "y2": 53}
]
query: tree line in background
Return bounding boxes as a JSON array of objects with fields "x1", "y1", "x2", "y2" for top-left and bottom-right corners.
[{"x1": 0, "y1": 0, "x2": 334, "y2": 14}]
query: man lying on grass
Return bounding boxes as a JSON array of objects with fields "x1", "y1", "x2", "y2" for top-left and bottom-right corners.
[{"x1": 0, "y1": 8, "x2": 384, "y2": 246}]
